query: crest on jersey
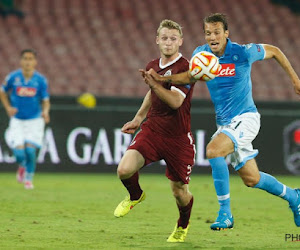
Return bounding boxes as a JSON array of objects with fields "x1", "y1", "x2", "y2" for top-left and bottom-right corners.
[
  {"x1": 232, "y1": 55, "x2": 239, "y2": 61},
  {"x1": 13, "y1": 77, "x2": 22, "y2": 86},
  {"x1": 164, "y1": 70, "x2": 172, "y2": 76}
]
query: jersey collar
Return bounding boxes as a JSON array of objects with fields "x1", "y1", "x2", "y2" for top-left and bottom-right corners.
[{"x1": 159, "y1": 53, "x2": 182, "y2": 69}]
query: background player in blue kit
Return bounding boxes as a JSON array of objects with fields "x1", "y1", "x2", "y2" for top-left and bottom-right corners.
[
  {"x1": 0, "y1": 49, "x2": 50, "y2": 189},
  {"x1": 146, "y1": 13, "x2": 300, "y2": 230}
]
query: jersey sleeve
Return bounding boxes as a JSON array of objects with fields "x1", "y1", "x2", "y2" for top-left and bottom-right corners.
[
  {"x1": 2, "y1": 74, "x2": 13, "y2": 92},
  {"x1": 243, "y1": 43, "x2": 265, "y2": 64},
  {"x1": 170, "y1": 59, "x2": 192, "y2": 98},
  {"x1": 39, "y1": 77, "x2": 50, "y2": 100}
]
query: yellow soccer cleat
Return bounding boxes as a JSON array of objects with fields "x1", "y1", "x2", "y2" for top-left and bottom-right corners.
[
  {"x1": 167, "y1": 224, "x2": 190, "y2": 243},
  {"x1": 114, "y1": 191, "x2": 146, "y2": 218}
]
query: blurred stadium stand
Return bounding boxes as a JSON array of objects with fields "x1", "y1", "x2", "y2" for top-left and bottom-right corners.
[{"x1": 0, "y1": 0, "x2": 299, "y2": 100}]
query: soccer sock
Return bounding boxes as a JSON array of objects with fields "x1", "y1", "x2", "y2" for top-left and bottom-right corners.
[
  {"x1": 13, "y1": 148, "x2": 26, "y2": 167},
  {"x1": 121, "y1": 172, "x2": 143, "y2": 200},
  {"x1": 177, "y1": 196, "x2": 194, "y2": 229},
  {"x1": 24, "y1": 146, "x2": 37, "y2": 181},
  {"x1": 253, "y1": 171, "x2": 298, "y2": 206},
  {"x1": 209, "y1": 157, "x2": 231, "y2": 215}
]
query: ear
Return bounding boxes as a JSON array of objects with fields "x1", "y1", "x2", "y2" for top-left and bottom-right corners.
[
  {"x1": 156, "y1": 36, "x2": 159, "y2": 45},
  {"x1": 178, "y1": 38, "x2": 183, "y2": 47},
  {"x1": 225, "y1": 30, "x2": 229, "y2": 38}
]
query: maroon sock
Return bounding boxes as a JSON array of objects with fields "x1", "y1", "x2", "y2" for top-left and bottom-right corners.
[
  {"x1": 177, "y1": 196, "x2": 194, "y2": 229},
  {"x1": 121, "y1": 172, "x2": 143, "y2": 200}
]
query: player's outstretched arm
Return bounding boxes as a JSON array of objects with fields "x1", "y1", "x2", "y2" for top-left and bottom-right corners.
[
  {"x1": 121, "y1": 90, "x2": 152, "y2": 134},
  {"x1": 263, "y1": 44, "x2": 300, "y2": 95},
  {"x1": 0, "y1": 89, "x2": 17, "y2": 117},
  {"x1": 140, "y1": 69, "x2": 194, "y2": 85}
]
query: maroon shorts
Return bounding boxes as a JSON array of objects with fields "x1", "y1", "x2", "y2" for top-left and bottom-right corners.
[{"x1": 128, "y1": 125, "x2": 195, "y2": 184}]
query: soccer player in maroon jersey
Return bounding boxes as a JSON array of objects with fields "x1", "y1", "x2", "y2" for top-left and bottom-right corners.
[{"x1": 114, "y1": 19, "x2": 195, "y2": 242}]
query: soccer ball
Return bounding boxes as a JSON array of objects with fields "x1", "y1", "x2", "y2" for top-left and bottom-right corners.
[{"x1": 189, "y1": 51, "x2": 220, "y2": 81}]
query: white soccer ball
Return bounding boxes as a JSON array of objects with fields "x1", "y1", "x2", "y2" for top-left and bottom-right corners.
[{"x1": 189, "y1": 51, "x2": 221, "y2": 81}]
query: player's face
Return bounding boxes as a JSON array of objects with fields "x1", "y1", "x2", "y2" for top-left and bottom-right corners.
[
  {"x1": 156, "y1": 28, "x2": 183, "y2": 57},
  {"x1": 204, "y1": 22, "x2": 229, "y2": 57},
  {"x1": 20, "y1": 52, "x2": 37, "y2": 72}
]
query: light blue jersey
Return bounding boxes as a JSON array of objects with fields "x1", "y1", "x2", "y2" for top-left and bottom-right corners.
[
  {"x1": 2, "y1": 69, "x2": 49, "y2": 119},
  {"x1": 192, "y1": 39, "x2": 265, "y2": 125}
]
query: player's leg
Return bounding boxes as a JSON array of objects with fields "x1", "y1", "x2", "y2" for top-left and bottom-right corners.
[
  {"x1": 167, "y1": 181, "x2": 193, "y2": 242},
  {"x1": 115, "y1": 127, "x2": 161, "y2": 217},
  {"x1": 13, "y1": 146, "x2": 26, "y2": 183},
  {"x1": 5, "y1": 118, "x2": 26, "y2": 183},
  {"x1": 23, "y1": 117, "x2": 45, "y2": 189},
  {"x1": 23, "y1": 143, "x2": 37, "y2": 189},
  {"x1": 114, "y1": 149, "x2": 146, "y2": 217},
  {"x1": 164, "y1": 133, "x2": 195, "y2": 242},
  {"x1": 117, "y1": 149, "x2": 145, "y2": 200},
  {"x1": 238, "y1": 158, "x2": 300, "y2": 226},
  {"x1": 206, "y1": 132, "x2": 234, "y2": 230}
]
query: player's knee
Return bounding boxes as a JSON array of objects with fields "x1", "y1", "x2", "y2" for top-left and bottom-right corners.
[
  {"x1": 242, "y1": 176, "x2": 260, "y2": 187},
  {"x1": 206, "y1": 145, "x2": 220, "y2": 159},
  {"x1": 13, "y1": 148, "x2": 26, "y2": 165},
  {"x1": 117, "y1": 166, "x2": 128, "y2": 179},
  {"x1": 172, "y1": 188, "x2": 184, "y2": 200},
  {"x1": 117, "y1": 164, "x2": 135, "y2": 179}
]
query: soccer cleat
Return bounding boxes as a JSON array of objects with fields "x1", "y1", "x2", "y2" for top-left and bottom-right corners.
[
  {"x1": 210, "y1": 212, "x2": 234, "y2": 231},
  {"x1": 167, "y1": 224, "x2": 190, "y2": 243},
  {"x1": 24, "y1": 181, "x2": 34, "y2": 190},
  {"x1": 16, "y1": 166, "x2": 25, "y2": 183},
  {"x1": 289, "y1": 189, "x2": 300, "y2": 227},
  {"x1": 114, "y1": 191, "x2": 146, "y2": 218}
]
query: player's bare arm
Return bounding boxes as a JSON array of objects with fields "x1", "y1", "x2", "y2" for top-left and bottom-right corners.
[
  {"x1": 144, "y1": 68, "x2": 194, "y2": 85},
  {"x1": 263, "y1": 44, "x2": 300, "y2": 95},
  {"x1": 0, "y1": 89, "x2": 18, "y2": 117},
  {"x1": 144, "y1": 73, "x2": 185, "y2": 110},
  {"x1": 42, "y1": 99, "x2": 50, "y2": 124},
  {"x1": 122, "y1": 90, "x2": 152, "y2": 134}
]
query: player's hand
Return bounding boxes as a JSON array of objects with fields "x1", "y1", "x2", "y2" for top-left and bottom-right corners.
[
  {"x1": 139, "y1": 69, "x2": 146, "y2": 79},
  {"x1": 42, "y1": 111, "x2": 50, "y2": 124},
  {"x1": 121, "y1": 120, "x2": 140, "y2": 134},
  {"x1": 144, "y1": 72, "x2": 158, "y2": 88},
  {"x1": 6, "y1": 106, "x2": 17, "y2": 117},
  {"x1": 293, "y1": 79, "x2": 300, "y2": 95},
  {"x1": 147, "y1": 68, "x2": 162, "y2": 82}
]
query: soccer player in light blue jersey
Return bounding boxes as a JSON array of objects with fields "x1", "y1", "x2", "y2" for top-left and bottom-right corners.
[
  {"x1": 145, "y1": 13, "x2": 300, "y2": 230},
  {"x1": 0, "y1": 49, "x2": 50, "y2": 189}
]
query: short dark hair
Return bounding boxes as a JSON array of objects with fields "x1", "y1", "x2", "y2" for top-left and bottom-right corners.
[
  {"x1": 21, "y1": 49, "x2": 37, "y2": 57},
  {"x1": 203, "y1": 13, "x2": 228, "y2": 31}
]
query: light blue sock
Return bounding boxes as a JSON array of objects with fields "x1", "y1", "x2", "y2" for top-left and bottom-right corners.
[
  {"x1": 209, "y1": 157, "x2": 231, "y2": 215},
  {"x1": 254, "y1": 172, "x2": 298, "y2": 206},
  {"x1": 13, "y1": 148, "x2": 26, "y2": 166},
  {"x1": 25, "y1": 147, "x2": 36, "y2": 181}
]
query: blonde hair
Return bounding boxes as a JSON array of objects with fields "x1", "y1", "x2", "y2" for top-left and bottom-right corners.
[{"x1": 157, "y1": 19, "x2": 183, "y2": 37}]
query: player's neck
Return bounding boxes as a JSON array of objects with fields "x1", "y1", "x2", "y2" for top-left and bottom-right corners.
[
  {"x1": 160, "y1": 52, "x2": 180, "y2": 66},
  {"x1": 22, "y1": 69, "x2": 34, "y2": 80}
]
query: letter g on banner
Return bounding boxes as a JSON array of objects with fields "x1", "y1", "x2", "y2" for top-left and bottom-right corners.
[{"x1": 67, "y1": 127, "x2": 92, "y2": 164}]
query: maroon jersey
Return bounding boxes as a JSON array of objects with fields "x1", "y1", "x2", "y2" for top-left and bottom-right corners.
[{"x1": 143, "y1": 54, "x2": 194, "y2": 137}]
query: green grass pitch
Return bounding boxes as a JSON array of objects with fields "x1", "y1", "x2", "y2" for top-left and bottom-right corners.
[{"x1": 0, "y1": 172, "x2": 299, "y2": 249}]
